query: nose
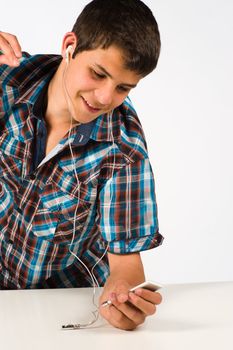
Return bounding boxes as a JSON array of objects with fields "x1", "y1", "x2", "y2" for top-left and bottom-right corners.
[{"x1": 94, "y1": 84, "x2": 114, "y2": 107}]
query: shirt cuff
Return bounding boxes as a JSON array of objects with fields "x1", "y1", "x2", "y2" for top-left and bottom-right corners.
[{"x1": 106, "y1": 230, "x2": 164, "y2": 254}]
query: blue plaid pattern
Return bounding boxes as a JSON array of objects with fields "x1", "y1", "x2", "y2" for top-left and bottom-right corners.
[{"x1": 0, "y1": 52, "x2": 163, "y2": 289}]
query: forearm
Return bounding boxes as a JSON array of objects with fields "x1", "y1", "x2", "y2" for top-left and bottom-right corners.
[{"x1": 109, "y1": 252, "x2": 145, "y2": 284}]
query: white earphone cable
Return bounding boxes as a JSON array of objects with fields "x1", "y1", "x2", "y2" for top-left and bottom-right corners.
[{"x1": 62, "y1": 48, "x2": 115, "y2": 329}]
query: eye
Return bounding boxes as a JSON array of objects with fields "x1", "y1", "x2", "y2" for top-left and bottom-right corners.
[
  {"x1": 92, "y1": 69, "x2": 105, "y2": 79},
  {"x1": 117, "y1": 86, "x2": 130, "y2": 93}
]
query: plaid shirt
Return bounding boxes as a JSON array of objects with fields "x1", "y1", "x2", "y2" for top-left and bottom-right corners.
[{"x1": 0, "y1": 52, "x2": 163, "y2": 289}]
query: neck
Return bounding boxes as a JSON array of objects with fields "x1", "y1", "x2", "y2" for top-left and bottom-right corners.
[{"x1": 45, "y1": 61, "x2": 76, "y2": 130}]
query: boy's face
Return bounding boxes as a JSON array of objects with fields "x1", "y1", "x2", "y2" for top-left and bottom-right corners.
[{"x1": 63, "y1": 45, "x2": 142, "y2": 124}]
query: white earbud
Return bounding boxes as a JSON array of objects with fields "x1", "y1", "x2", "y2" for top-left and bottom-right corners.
[{"x1": 65, "y1": 45, "x2": 73, "y2": 64}]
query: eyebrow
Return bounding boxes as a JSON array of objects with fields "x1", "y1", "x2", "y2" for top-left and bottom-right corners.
[{"x1": 94, "y1": 64, "x2": 138, "y2": 88}]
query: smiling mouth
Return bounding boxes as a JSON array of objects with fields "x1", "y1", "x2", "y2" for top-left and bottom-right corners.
[{"x1": 81, "y1": 96, "x2": 102, "y2": 113}]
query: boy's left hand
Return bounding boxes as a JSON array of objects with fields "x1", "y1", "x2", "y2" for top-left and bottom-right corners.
[{"x1": 99, "y1": 280, "x2": 162, "y2": 330}]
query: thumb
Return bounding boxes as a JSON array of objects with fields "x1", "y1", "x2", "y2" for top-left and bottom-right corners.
[{"x1": 114, "y1": 279, "x2": 131, "y2": 303}]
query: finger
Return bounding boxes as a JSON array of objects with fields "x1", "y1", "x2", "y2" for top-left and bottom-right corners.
[
  {"x1": 128, "y1": 292, "x2": 157, "y2": 316},
  {"x1": 0, "y1": 32, "x2": 22, "y2": 57},
  {"x1": 108, "y1": 304, "x2": 137, "y2": 330},
  {"x1": 116, "y1": 292, "x2": 129, "y2": 303},
  {"x1": 111, "y1": 298, "x2": 146, "y2": 325},
  {"x1": 0, "y1": 33, "x2": 21, "y2": 66},
  {"x1": 100, "y1": 298, "x2": 138, "y2": 330},
  {"x1": 108, "y1": 281, "x2": 130, "y2": 304},
  {"x1": 0, "y1": 54, "x2": 19, "y2": 67},
  {"x1": 134, "y1": 288, "x2": 163, "y2": 305}
]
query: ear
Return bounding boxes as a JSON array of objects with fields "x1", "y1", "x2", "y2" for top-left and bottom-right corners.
[{"x1": 61, "y1": 32, "x2": 78, "y2": 60}]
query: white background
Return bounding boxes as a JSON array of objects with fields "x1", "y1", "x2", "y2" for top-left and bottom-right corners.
[{"x1": 1, "y1": 0, "x2": 233, "y2": 284}]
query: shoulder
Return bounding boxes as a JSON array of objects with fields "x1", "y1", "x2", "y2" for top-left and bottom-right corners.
[
  {"x1": 0, "y1": 51, "x2": 61, "y2": 114},
  {"x1": 116, "y1": 96, "x2": 149, "y2": 163},
  {"x1": 0, "y1": 51, "x2": 32, "y2": 88},
  {"x1": 0, "y1": 51, "x2": 61, "y2": 89}
]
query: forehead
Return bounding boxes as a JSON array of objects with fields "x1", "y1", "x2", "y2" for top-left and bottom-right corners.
[{"x1": 76, "y1": 45, "x2": 141, "y2": 82}]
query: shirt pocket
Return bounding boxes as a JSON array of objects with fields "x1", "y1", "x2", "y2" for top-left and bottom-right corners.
[
  {"x1": 0, "y1": 133, "x2": 26, "y2": 223},
  {"x1": 0, "y1": 133, "x2": 25, "y2": 181},
  {"x1": 31, "y1": 173, "x2": 98, "y2": 244}
]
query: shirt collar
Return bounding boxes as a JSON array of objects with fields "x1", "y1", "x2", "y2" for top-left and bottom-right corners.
[
  {"x1": 14, "y1": 54, "x2": 62, "y2": 106},
  {"x1": 68, "y1": 111, "x2": 121, "y2": 146},
  {"x1": 31, "y1": 80, "x2": 49, "y2": 121},
  {"x1": 73, "y1": 120, "x2": 96, "y2": 146},
  {"x1": 90, "y1": 111, "x2": 121, "y2": 143}
]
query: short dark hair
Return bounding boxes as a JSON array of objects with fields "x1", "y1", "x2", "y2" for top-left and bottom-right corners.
[{"x1": 71, "y1": 0, "x2": 161, "y2": 77}]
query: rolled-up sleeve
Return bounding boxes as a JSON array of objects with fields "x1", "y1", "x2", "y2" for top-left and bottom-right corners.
[{"x1": 97, "y1": 157, "x2": 164, "y2": 254}]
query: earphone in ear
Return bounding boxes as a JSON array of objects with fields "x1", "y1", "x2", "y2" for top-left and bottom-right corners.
[{"x1": 65, "y1": 45, "x2": 73, "y2": 64}]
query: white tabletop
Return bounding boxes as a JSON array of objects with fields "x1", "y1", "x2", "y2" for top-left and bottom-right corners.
[{"x1": 1, "y1": 281, "x2": 233, "y2": 350}]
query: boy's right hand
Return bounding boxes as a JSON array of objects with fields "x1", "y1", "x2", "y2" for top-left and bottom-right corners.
[{"x1": 0, "y1": 31, "x2": 22, "y2": 67}]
